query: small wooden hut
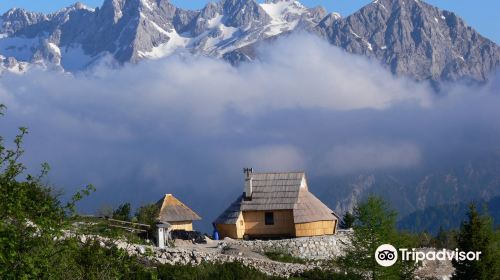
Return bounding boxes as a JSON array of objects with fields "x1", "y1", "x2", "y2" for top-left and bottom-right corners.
[
  {"x1": 214, "y1": 169, "x2": 338, "y2": 239},
  {"x1": 156, "y1": 194, "x2": 201, "y2": 231}
]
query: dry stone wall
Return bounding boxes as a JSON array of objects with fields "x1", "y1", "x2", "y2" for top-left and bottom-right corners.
[
  {"x1": 65, "y1": 230, "x2": 452, "y2": 279},
  {"x1": 225, "y1": 231, "x2": 351, "y2": 260},
  {"x1": 71, "y1": 233, "x2": 318, "y2": 277}
]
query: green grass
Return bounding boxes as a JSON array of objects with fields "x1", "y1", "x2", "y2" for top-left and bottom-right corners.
[{"x1": 264, "y1": 250, "x2": 306, "y2": 264}]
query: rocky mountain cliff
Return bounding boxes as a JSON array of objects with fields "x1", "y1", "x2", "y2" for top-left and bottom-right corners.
[
  {"x1": 317, "y1": 0, "x2": 500, "y2": 84},
  {"x1": 397, "y1": 195, "x2": 500, "y2": 234},
  {"x1": 0, "y1": 0, "x2": 325, "y2": 72},
  {"x1": 314, "y1": 154, "x2": 500, "y2": 221},
  {"x1": 1, "y1": 0, "x2": 499, "y2": 83}
]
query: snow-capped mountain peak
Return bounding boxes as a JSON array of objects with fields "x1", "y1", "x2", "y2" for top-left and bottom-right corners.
[
  {"x1": 260, "y1": 0, "x2": 308, "y2": 35},
  {"x1": 0, "y1": 0, "x2": 327, "y2": 74},
  {"x1": 0, "y1": 0, "x2": 498, "y2": 84}
]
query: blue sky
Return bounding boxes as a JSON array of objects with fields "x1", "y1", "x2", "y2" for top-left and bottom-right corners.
[{"x1": 0, "y1": 0, "x2": 498, "y2": 43}]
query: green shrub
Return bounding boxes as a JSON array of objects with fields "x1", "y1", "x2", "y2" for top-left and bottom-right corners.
[
  {"x1": 46, "y1": 238, "x2": 156, "y2": 280},
  {"x1": 291, "y1": 268, "x2": 363, "y2": 280},
  {"x1": 157, "y1": 262, "x2": 280, "y2": 280}
]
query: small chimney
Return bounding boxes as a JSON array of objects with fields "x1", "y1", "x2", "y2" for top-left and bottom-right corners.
[{"x1": 243, "y1": 168, "x2": 253, "y2": 199}]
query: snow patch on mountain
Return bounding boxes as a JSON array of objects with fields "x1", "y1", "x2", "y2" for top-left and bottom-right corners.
[
  {"x1": 0, "y1": 36, "x2": 39, "y2": 61},
  {"x1": 48, "y1": 43, "x2": 61, "y2": 57},
  {"x1": 261, "y1": 0, "x2": 307, "y2": 35},
  {"x1": 208, "y1": 14, "x2": 223, "y2": 28},
  {"x1": 140, "y1": 0, "x2": 154, "y2": 11},
  {"x1": 261, "y1": 0, "x2": 305, "y2": 20},
  {"x1": 140, "y1": 30, "x2": 189, "y2": 58},
  {"x1": 60, "y1": 45, "x2": 94, "y2": 71},
  {"x1": 0, "y1": 55, "x2": 30, "y2": 74}
]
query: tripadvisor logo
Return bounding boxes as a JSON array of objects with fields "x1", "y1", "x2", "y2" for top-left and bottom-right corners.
[
  {"x1": 375, "y1": 244, "x2": 482, "y2": 267},
  {"x1": 375, "y1": 244, "x2": 398, "y2": 267}
]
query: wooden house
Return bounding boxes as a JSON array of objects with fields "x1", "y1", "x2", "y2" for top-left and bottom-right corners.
[
  {"x1": 213, "y1": 169, "x2": 338, "y2": 239},
  {"x1": 156, "y1": 194, "x2": 201, "y2": 231}
]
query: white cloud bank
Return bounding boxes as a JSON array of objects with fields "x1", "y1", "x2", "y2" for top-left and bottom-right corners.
[
  {"x1": 0, "y1": 34, "x2": 499, "y2": 228},
  {"x1": 325, "y1": 142, "x2": 421, "y2": 175}
]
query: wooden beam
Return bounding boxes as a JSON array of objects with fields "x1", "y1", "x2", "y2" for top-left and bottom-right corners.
[
  {"x1": 108, "y1": 224, "x2": 148, "y2": 233},
  {"x1": 106, "y1": 218, "x2": 150, "y2": 228}
]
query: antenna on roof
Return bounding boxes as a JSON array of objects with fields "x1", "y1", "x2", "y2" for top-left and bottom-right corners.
[{"x1": 243, "y1": 167, "x2": 253, "y2": 177}]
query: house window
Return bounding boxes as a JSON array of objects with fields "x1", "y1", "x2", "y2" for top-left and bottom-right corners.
[{"x1": 265, "y1": 212, "x2": 274, "y2": 225}]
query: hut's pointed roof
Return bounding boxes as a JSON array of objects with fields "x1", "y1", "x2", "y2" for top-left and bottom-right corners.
[
  {"x1": 157, "y1": 194, "x2": 201, "y2": 222},
  {"x1": 293, "y1": 189, "x2": 336, "y2": 224},
  {"x1": 240, "y1": 172, "x2": 307, "y2": 211},
  {"x1": 214, "y1": 171, "x2": 337, "y2": 225},
  {"x1": 213, "y1": 195, "x2": 243, "y2": 225}
]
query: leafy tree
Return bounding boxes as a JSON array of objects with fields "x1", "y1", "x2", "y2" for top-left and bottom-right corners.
[
  {"x1": 435, "y1": 226, "x2": 447, "y2": 248},
  {"x1": 113, "y1": 202, "x2": 132, "y2": 221},
  {"x1": 340, "y1": 211, "x2": 355, "y2": 229},
  {"x1": 452, "y1": 203, "x2": 500, "y2": 280},
  {"x1": 434, "y1": 226, "x2": 457, "y2": 249},
  {"x1": 0, "y1": 105, "x2": 94, "y2": 278},
  {"x1": 136, "y1": 203, "x2": 160, "y2": 226},
  {"x1": 0, "y1": 105, "x2": 155, "y2": 279},
  {"x1": 97, "y1": 204, "x2": 114, "y2": 218},
  {"x1": 337, "y1": 195, "x2": 417, "y2": 280},
  {"x1": 416, "y1": 231, "x2": 432, "y2": 247}
]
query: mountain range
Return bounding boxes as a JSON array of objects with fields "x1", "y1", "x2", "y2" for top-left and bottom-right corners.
[
  {"x1": 323, "y1": 154, "x2": 500, "y2": 217},
  {"x1": 398, "y1": 195, "x2": 500, "y2": 234},
  {"x1": 1, "y1": 0, "x2": 499, "y2": 84}
]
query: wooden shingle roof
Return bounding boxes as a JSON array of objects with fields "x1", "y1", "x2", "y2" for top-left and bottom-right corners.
[
  {"x1": 213, "y1": 195, "x2": 243, "y2": 225},
  {"x1": 293, "y1": 190, "x2": 337, "y2": 224},
  {"x1": 241, "y1": 172, "x2": 306, "y2": 211},
  {"x1": 157, "y1": 194, "x2": 201, "y2": 222},
  {"x1": 214, "y1": 171, "x2": 337, "y2": 225}
]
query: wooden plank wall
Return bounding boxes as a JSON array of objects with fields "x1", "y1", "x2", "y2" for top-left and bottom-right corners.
[
  {"x1": 217, "y1": 212, "x2": 338, "y2": 239},
  {"x1": 243, "y1": 210, "x2": 295, "y2": 236},
  {"x1": 235, "y1": 211, "x2": 245, "y2": 238},
  {"x1": 295, "y1": 220, "x2": 336, "y2": 237},
  {"x1": 216, "y1": 212, "x2": 245, "y2": 239},
  {"x1": 169, "y1": 221, "x2": 193, "y2": 231}
]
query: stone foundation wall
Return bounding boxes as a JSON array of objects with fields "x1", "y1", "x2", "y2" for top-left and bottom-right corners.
[
  {"x1": 70, "y1": 233, "x2": 315, "y2": 277},
  {"x1": 225, "y1": 230, "x2": 352, "y2": 260}
]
